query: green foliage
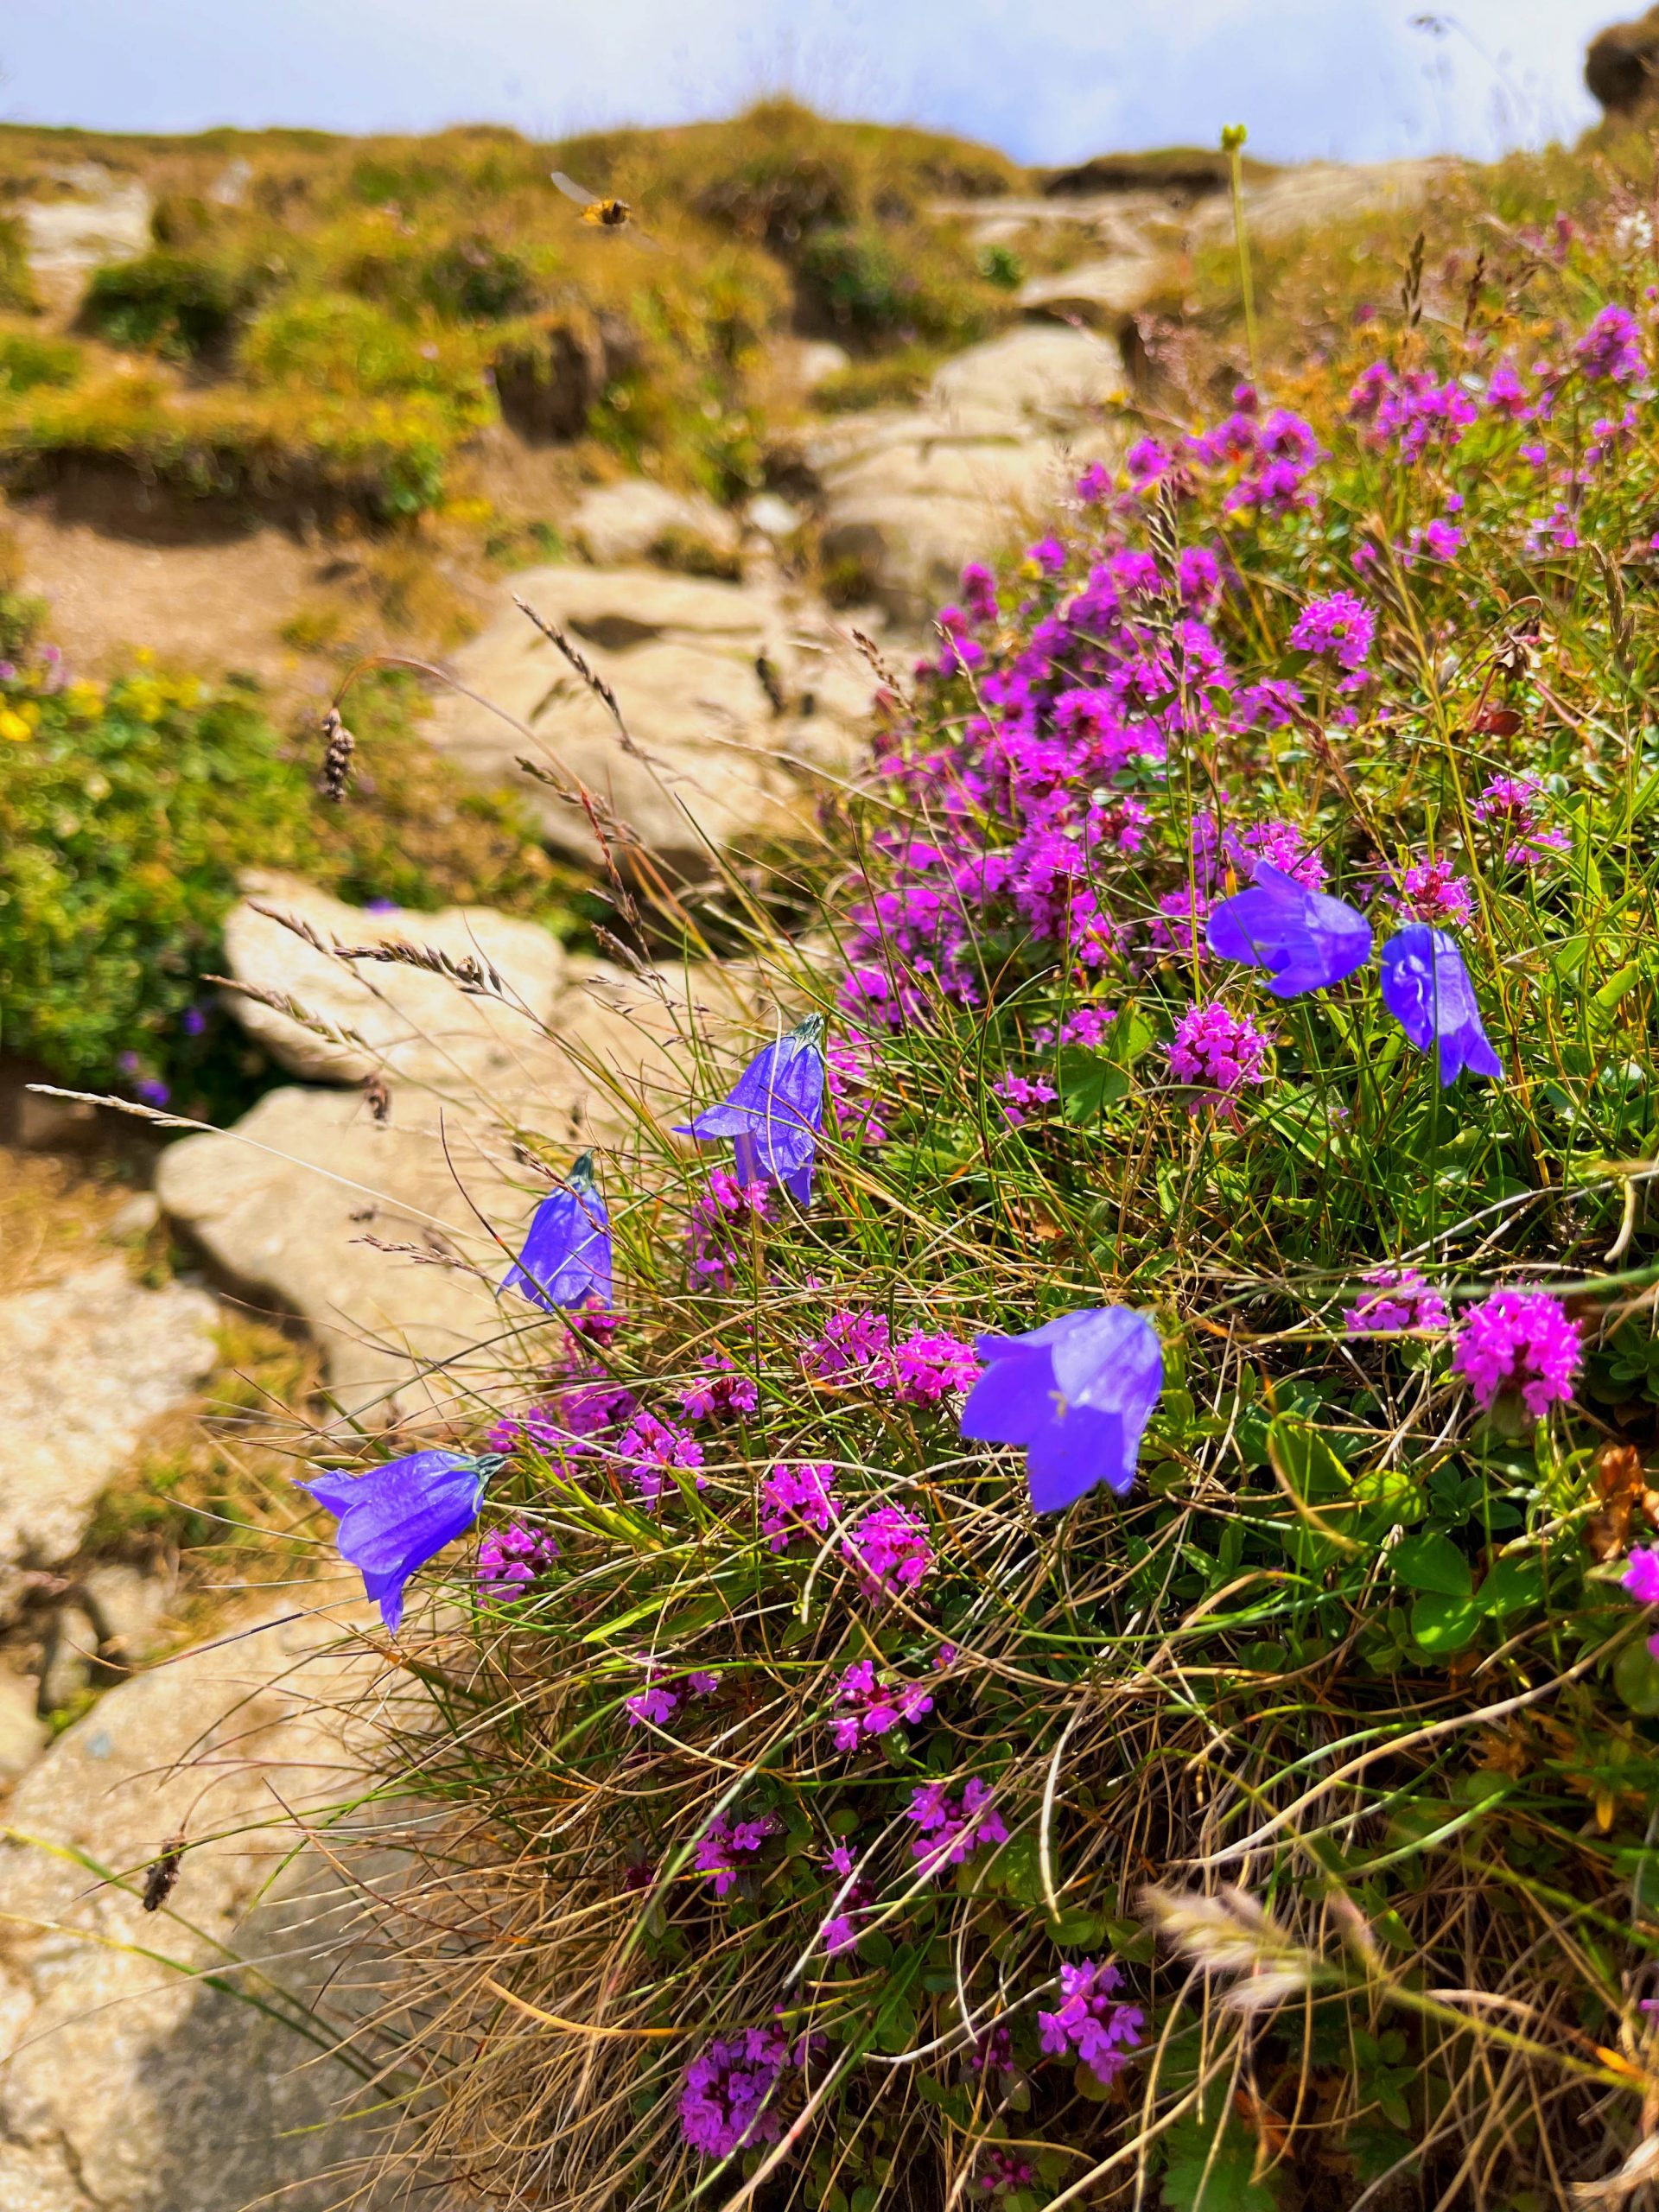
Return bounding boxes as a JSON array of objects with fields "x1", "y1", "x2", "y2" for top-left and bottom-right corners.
[
  {"x1": 0, "y1": 213, "x2": 36, "y2": 312},
  {"x1": 0, "y1": 321, "x2": 80, "y2": 394},
  {"x1": 80, "y1": 247, "x2": 270, "y2": 359},
  {"x1": 0, "y1": 649, "x2": 583, "y2": 1113},
  {"x1": 796, "y1": 220, "x2": 1001, "y2": 346}
]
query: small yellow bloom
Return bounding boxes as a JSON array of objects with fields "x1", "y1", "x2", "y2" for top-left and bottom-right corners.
[{"x1": 0, "y1": 709, "x2": 31, "y2": 743}]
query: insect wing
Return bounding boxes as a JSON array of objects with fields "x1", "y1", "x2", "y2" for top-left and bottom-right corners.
[{"x1": 550, "y1": 170, "x2": 600, "y2": 208}]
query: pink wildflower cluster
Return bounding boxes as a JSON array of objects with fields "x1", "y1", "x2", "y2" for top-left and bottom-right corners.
[
  {"x1": 1185, "y1": 397, "x2": 1324, "y2": 513},
  {"x1": 843, "y1": 1503, "x2": 934, "y2": 1600},
  {"x1": 803, "y1": 1313, "x2": 979, "y2": 1403},
  {"x1": 618, "y1": 1412, "x2": 705, "y2": 1505},
  {"x1": 1349, "y1": 361, "x2": 1478, "y2": 461},
  {"x1": 888, "y1": 1331, "x2": 982, "y2": 1403},
  {"x1": 486, "y1": 1382, "x2": 637, "y2": 1457},
  {"x1": 679, "y1": 2025, "x2": 796, "y2": 2158},
  {"x1": 624, "y1": 1664, "x2": 719, "y2": 1728},
  {"x1": 994, "y1": 1071, "x2": 1058, "y2": 1127},
  {"x1": 828, "y1": 1659, "x2": 933, "y2": 1751},
  {"x1": 803, "y1": 1306, "x2": 893, "y2": 1382},
  {"x1": 1471, "y1": 776, "x2": 1569, "y2": 866},
  {"x1": 818, "y1": 1840, "x2": 873, "y2": 1955},
  {"x1": 679, "y1": 1355, "x2": 758, "y2": 1421},
  {"x1": 1344, "y1": 1268, "x2": 1452, "y2": 1336},
  {"x1": 1167, "y1": 1002, "x2": 1272, "y2": 1096},
  {"x1": 1037, "y1": 1959, "x2": 1145, "y2": 2081},
  {"x1": 1394, "y1": 857, "x2": 1475, "y2": 928},
  {"x1": 1289, "y1": 589, "x2": 1375, "y2": 671},
  {"x1": 1452, "y1": 1290, "x2": 1581, "y2": 1418},
  {"x1": 688, "y1": 1169, "x2": 770, "y2": 1285},
  {"x1": 476, "y1": 1523, "x2": 559, "y2": 1598},
  {"x1": 1576, "y1": 303, "x2": 1645, "y2": 385},
  {"x1": 695, "y1": 1809, "x2": 778, "y2": 1897},
  {"x1": 906, "y1": 1778, "x2": 1007, "y2": 1872},
  {"x1": 1623, "y1": 1549, "x2": 1659, "y2": 1661},
  {"x1": 826, "y1": 1030, "x2": 889, "y2": 1146},
  {"x1": 979, "y1": 2151, "x2": 1034, "y2": 2197},
  {"x1": 760, "y1": 1461, "x2": 840, "y2": 1552}
]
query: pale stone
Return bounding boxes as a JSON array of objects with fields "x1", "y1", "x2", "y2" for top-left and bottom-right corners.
[
  {"x1": 426, "y1": 564, "x2": 868, "y2": 871},
  {"x1": 569, "y1": 480, "x2": 741, "y2": 569},
  {"x1": 745, "y1": 491, "x2": 801, "y2": 539},
  {"x1": 18, "y1": 167, "x2": 151, "y2": 279},
  {"x1": 79, "y1": 1563, "x2": 172, "y2": 1665},
  {"x1": 0, "y1": 1669, "x2": 48, "y2": 1787},
  {"x1": 36, "y1": 1605, "x2": 97, "y2": 1716},
  {"x1": 219, "y1": 869, "x2": 569, "y2": 1085},
  {"x1": 928, "y1": 323, "x2": 1127, "y2": 429},
  {"x1": 159, "y1": 959, "x2": 758, "y2": 1419},
  {"x1": 108, "y1": 1191, "x2": 161, "y2": 1239},
  {"x1": 0, "y1": 1604, "x2": 421, "y2": 2210},
  {"x1": 1017, "y1": 256, "x2": 1169, "y2": 327},
  {"x1": 0, "y1": 1262, "x2": 218, "y2": 1617}
]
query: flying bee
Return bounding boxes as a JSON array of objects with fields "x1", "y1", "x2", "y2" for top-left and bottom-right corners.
[{"x1": 550, "y1": 171, "x2": 660, "y2": 250}]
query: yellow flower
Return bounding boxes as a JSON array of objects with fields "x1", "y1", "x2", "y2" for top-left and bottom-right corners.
[
  {"x1": 0, "y1": 708, "x2": 31, "y2": 743},
  {"x1": 64, "y1": 680, "x2": 105, "y2": 719}
]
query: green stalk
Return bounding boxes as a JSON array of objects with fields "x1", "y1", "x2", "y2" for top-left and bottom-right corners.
[{"x1": 1222, "y1": 123, "x2": 1260, "y2": 385}]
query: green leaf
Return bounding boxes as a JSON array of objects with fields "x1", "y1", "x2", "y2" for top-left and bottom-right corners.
[
  {"x1": 1268, "y1": 1414, "x2": 1350, "y2": 1504},
  {"x1": 1614, "y1": 1637, "x2": 1659, "y2": 1716},
  {"x1": 1391, "y1": 1533, "x2": 1471, "y2": 1599},
  {"x1": 1160, "y1": 2113, "x2": 1280, "y2": 2212},
  {"x1": 1479, "y1": 1554, "x2": 1542, "y2": 1616},
  {"x1": 1410, "y1": 1592, "x2": 1484, "y2": 1652}
]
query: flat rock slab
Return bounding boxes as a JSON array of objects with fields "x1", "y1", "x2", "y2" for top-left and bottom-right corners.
[
  {"x1": 569, "y1": 480, "x2": 741, "y2": 568},
  {"x1": 222, "y1": 869, "x2": 568, "y2": 1084},
  {"x1": 427, "y1": 564, "x2": 868, "y2": 872},
  {"x1": 927, "y1": 323, "x2": 1127, "y2": 432},
  {"x1": 0, "y1": 1261, "x2": 217, "y2": 1617},
  {"x1": 0, "y1": 1604, "x2": 417, "y2": 2212},
  {"x1": 162, "y1": 959, "x2": 756, "y2": 1421}
]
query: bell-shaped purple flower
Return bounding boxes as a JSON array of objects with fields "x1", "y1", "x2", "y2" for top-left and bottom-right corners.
[
  {"x1": 1205, "y1": 861, "x2": 1372, "y2": 998},
  {"x1": 303, "y1": 1450, "x2": 485, "y2": 1632},
  {"x1": 960, "y1": 1306, "x2": 1163, "y2": 1514},
  {"x1": 502, "y1": 1150, "x2": 612, "y2": 1313},
  {"x1": 676, "y1": 1016, "x2": 825, "y2": 1203},
  {"x1": 1378, "y1": 925, "x2": 1502, "y2": 1087}
]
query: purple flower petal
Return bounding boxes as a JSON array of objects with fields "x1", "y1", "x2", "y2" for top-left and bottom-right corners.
[
  {"x1": 1206, "y1": 862, "x2": 1372, "y2": 998},
  {"x1": 501, "y1": 1153, "x2": 613, "y2": 1312},
  {"x1": 302, "y1": 1450, "x2": 484, "y2": 1631},
  {"x1": 1379, "y1": 925, "x2": 1502, "y2": 1086}
]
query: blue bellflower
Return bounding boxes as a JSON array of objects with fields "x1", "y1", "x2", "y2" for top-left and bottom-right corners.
[
  {"x1": 502, "y1": 1150, "x2": 613, "y2": 1313},
  {"x1": 303, "y1": 1450, "x2": 485, "y2": 1632},
  {"x1": 1206, "y1": 861, "x2": 1372, "y2": 997},
  {"x1": 960, "y1": 1306, "x2": 1164, "y2": 1514},
  {"x1": 1378, "y1": 925, "x2": 1503, "y2": 1087},
  {"x1": 677, "y1": 1015, "x2": 825, "y2": 1203}
]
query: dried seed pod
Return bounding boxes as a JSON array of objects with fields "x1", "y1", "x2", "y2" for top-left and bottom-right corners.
[
  {"x1": 317, "y1": 708, "x2": 356, "y2": 801},
  {"x1": 143, "y1": 1834, "x2": 185, "y2": 1912}
]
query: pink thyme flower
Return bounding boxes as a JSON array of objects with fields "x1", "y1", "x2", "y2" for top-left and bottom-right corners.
[
  {"x1": 803, "y1": 1307, "x2": 893, "y2": 1382},
  {"x1": 980, "y1": 2151, "x2": 1034, "y2": 2197},
  {"x1": 1036, "y1": 1958, "x2": 1145, "y2": 2081},
  {"x1": 827, "y1": 1658, "x2": 934, "y2": 1752},
  {"x1": 680, "y1": 1355, "x2": 759, "y2": 1421},
  {"x1": 477, "y1": 1523, "x2": 559, "y2": 1597},
  {"x1": 994, "y1": 1072, "x2": 1058, "y2": 1127},
  {"x1": 1624, "y1": 1547, "x2": 1659, "y2": 1605},
  {"x1": 1394, "y1": 857, "x2": 1475, "y2": 928},
  {"x1": 1289, "y1": 589, "x2": 1375, "y2": 671},
  {"x1": 1452, "y1": 1290, "x2": 1581, "y2": 1419},
  {"x1": 906, "y1": 1777, "x2": 1007, "y2": 1872},
  {"x1": 1471, "y1": 776, "x2": 1570, "y2": 867},
  {"x1": 1167, "y1": 1002, "x2": 1271, "y2": 1096},
  {"x1": 887, "y1": 1329, "x2": 982, "y2": 1404},
  {"x1": 689, "y1": 1169, "x2": 770, "y2": 1285},
  {"x1": 618, "y1": 1412, "x2": 705, "y2": 1505},
  {"x1": 843, "y1": 1503, "x2": 933, "y2": 1600},
  {"x1": 760, "y1": 1461, "x2": 841, "y2": 1552},
  {"x1": 1344, "y1": 1268, "x2": 1452, "y2": 1336},
  {"x1": 694, "y1": 1811, "x2": 778, "y2": 1897},
  {"x1": 1576, "y1": 302, "x2": 1644, "y2": 385}
]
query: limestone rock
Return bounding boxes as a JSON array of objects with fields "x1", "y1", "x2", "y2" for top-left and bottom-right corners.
[
  {"x1": 159, "y1": 959, "x2": 756, "y2": 1419},
  {"x1": 219, "y1": 870, "x2": 568, "y2": 1085},
  {"x1": 0, "y1": 1669, "x2": 48, "y2": 1787},
  {"x1": 570, "y1": 480, "x2": 741, "y2": 571},
  {"x1": 1187, "y1": 159, "x2": 1452, "y2": 247},
  {"x1": 19, "y1": 165, "x2": 151, "y2": 283},
  {"x1": 79, "y1": 1562, "x2": 172, "y2": 1665},
  {"x1": 37, "y1": 1605, "x2": 97, "y2": 1716},
  {"x1": 0, "y1": 1262, "x2": 218, "y2": 1618},
  {"x1": 0, "y1": 1604, "x2": 419, "y2": 2210},
  {"x1": 426, "y1": 564, "x2": 868, "y2": 871},
  {"x1": 928, "y1": 323, "x2": 1126, "y2": 431},
  {"x1": 1017, "y1": 256, "x2": 1168, "y2": 329}
]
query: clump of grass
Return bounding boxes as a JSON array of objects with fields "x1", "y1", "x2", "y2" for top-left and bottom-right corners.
[
  {"x1": 290, "y1": 144, "x2": 1659, "y2": 2212},
  {"x1": 810, "y1": 342, "x2": 948, "y2": 412}
]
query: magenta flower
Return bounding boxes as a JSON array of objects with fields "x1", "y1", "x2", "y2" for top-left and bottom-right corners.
[
  {"x1": 1623, "y1": 1548, "x2": 1659, "y2": 1605},
  {"x1": 618, "y1": 1411, "x2": 705, "y2": 1505},
  {"x1": 679, "y1": 2027, "x2": 792, "y2": 2158},
  {"x1": 1167, "y1": 1002, "x2": 1272, "y2": 1096},
  {"x1": 1576, "y1": 303, "x2": 1644, "y2": 385},
  {"x1": 887, "y1": 1329, "x2": 982, "y2": 1404},
  {"x1": 1379, "y1": 925, "x2": 1502, "y2": 1087},
  {"x1": 1289, "y1": 589, "x2": 1375, "y2": 671},
  {"x1": 962, "y1": 1306, "x2": 1163, "y2": 1512},
  {"x1": 677, "y1": 1016, "x2": 824, "y2": 1203},
  {"x1": 993, "y1": 1071, "x2": 1058, "y2": 1127},
  {"x1": 501, "y1": 1150, "x2": 613, "y2": 1314},
  {"x1": 980, "y1": 2151, "x2": 1035, "y2": 2198},
  {"x1": 1036, "y1": 1959, "x2": 1145, "y2": 2081},
  {"x1": 827, "y1": 1659, "x2": 933, "y2": 1751},
  {"x1": 1452, "y1": 1290, "x2": 1580, "y2": 1419},
  {"x1": 304, "y1": 1451, "x2": 484, "y2": 1633},
  {"x1": 1206, "y1": 861, "x2": 1371, "y2": 998},
  {"x1": 1394, "y1": 858, "x2": 1474, "y2": 929},
  {"x1": 695, "y1": 1810, "x2": 778, "y2": 1897},
  {"x1": 477, "y1": 1522, "x2": 559, "y2": 1598},
  {"x1": 760, "y1": 1461, "x2": 841, "y2": 1552},
  {"x1": 679, "y1": 1355, "x2": 758, "y2": 1421},
  {"x1": 802, "y1": 1307, "x2": 892, "y2": 1382},
  {"x1": 1344, "y1": 1268, "x2": 1451, "y2": 1336},
  {"x1": 842, "y1": 1503, "x2": 933, "y2": 1599},
  {"x1": 1472, "y1": 776, "x2": 1569, "y2": 867},
  {"x1": 906, "y1": 1777, "x2": 1007, "y2": 1872}
]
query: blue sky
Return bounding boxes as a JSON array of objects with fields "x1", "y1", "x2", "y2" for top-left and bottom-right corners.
[{"x1": 0, "y1": 2, "x2": 1617, "y2": 165}]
